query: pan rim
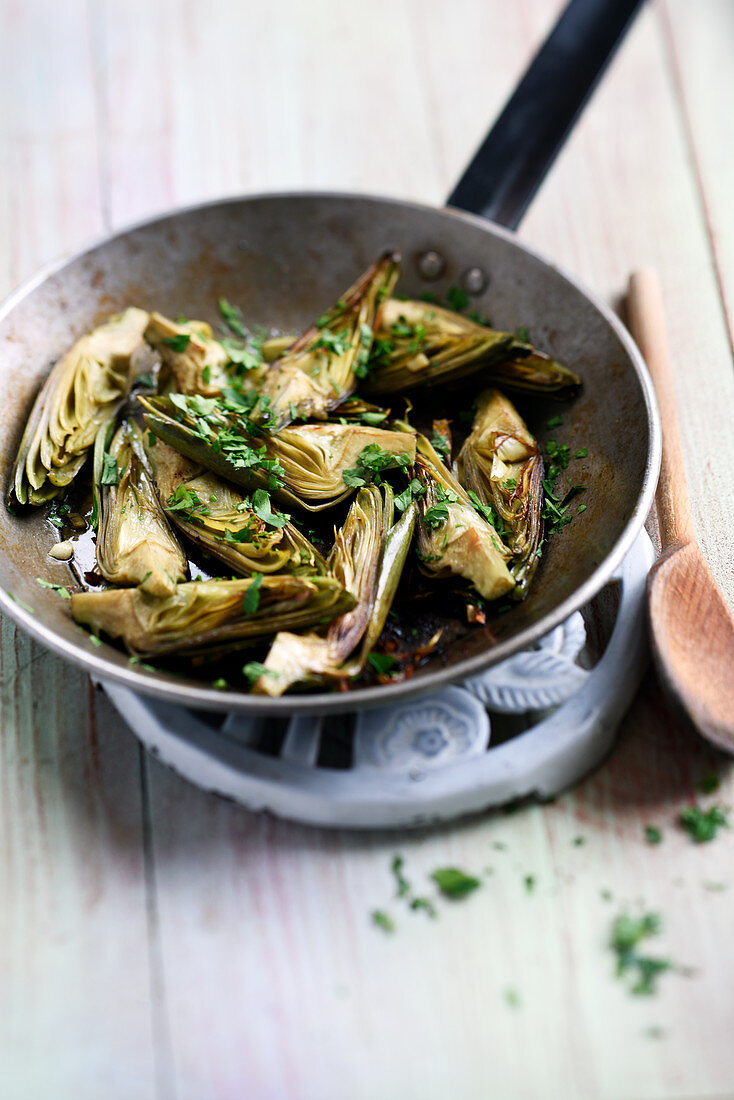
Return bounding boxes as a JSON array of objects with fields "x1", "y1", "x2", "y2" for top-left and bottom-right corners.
[{"x1": 0, "y1": 189, "x2": 662, "y2": 715}]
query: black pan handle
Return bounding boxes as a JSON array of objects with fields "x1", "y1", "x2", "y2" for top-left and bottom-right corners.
[{"x1": 447, "y1": 0, "x2": 645, "y2": 229}]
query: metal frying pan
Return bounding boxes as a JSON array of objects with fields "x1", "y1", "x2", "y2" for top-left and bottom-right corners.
[{"x1": 0, "y1": 0, "x2": 659, "y2": 716}]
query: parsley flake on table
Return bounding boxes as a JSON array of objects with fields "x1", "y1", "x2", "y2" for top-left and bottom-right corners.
[
  {"x1": 679, "y1": 803, "x2": 730, "y2": 843},
  {"x1": 645, "y1": 826, "x2": 663, "y2": 845},
  {"x1": 431, "y1": 867, "x2": 481, "y2": 899},
  {"x1": 610, "y1": 912, "x2": 673, "y2": 996},
  {"x1": 391, "y1": 855, "x2": 410, "y2": 898},
  {"x1": 371, "y1": 910, "x2": 396, "y2": 934}
]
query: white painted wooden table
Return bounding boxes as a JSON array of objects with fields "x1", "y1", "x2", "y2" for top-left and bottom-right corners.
[{"x1": 2, "y1": 2, "x2": 734, "y2": 1097}]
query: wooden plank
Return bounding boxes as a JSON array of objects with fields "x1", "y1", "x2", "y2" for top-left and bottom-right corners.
[
  {"x1": 660, "y1": 0, "x2": 734, "y2": 357},
  {"x1": 0, "y1": 3, "x2": 157, "y2": 1097}
]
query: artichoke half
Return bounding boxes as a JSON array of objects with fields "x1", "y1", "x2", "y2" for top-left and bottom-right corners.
[
  {"x1": 253, "y1": 485, "x2": 416, "y2": 696},
  {"x1": 71, "y1": 574, "x2": 355, "y2": 658},
  {"x1": 364, "y1": 299, "x2": 580, "y2": 398},
  {"x1": 257, "y1": 251, "x2": 400, "y2": 428},
  {"x1": 149, "y1": 440, "x2": 326, "y2": 577},
  {"x1": 141, "y1": 393, "x2": 416, "y2": 511},
  {"x1": 457, "y1": 389, "x2": 544, "y2": 598},
  {"x1": 415, "y1": 434, "x2": 515, "y2": 602},
  {"x1": 144, "y1": 312, "x2": 232, "y2": 397},
  {"x1": 9, "y1": 307, "x2": 149, "y2": 506},
  {"x1": 94, "y1": 421, "x2": 187, "y2": 597}
]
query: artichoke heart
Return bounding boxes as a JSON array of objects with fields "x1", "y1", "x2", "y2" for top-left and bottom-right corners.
[
  {"x1": 415, "y1": 434, "x2": 515, "y2": 602},
  {"x1": 365, "y1": 299, "x2": 580, "y2": 398},
  {"x1": 272, "y1": 423, "x2": 416, "y2": 504},
  {"x1": 457, "y1": 389, "x2": 544, "y2": 598},
  {"x1": 149, "y1": 440, "x2": 326, "y2": 576},
  {"x1": 144, "y1": 312, "x2": 230, "y2": 396},
  {"x1": 9, "y1": 307, "x2": 149, "y2": 506},
  {"x1": 142, "y1": 393, "x2": 415, "y2": 511},
  {"x1": 253, "y1": 484, "x2": 415, "y2": 696},
  {"x1": 94, "y1": 421, "x2": 187, "y2": 596},
  {"x1": 71, "y1": 575, "x2": 355, "y2": 658},
  {"x1": 258, "y1": 251, "x2": 400, "y2": 428}
]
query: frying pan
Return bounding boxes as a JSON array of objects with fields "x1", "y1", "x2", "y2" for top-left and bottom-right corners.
[{"x1": 0, "y1": 0, "x2": 659, "y2": 716}]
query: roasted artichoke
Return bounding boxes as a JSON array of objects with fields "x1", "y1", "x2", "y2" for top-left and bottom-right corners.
[
  {"x1": 144, "y1": 312, "x2": 231, "y2": 396},
  {"x1": 457, "y1": 389, "x2": 544, "y2": 598},
  {"x1": 364, "y1": 299, "x2": 580, "y2": 398},
  {"x1": 71, "y1": 575, "x2": 355, "y2": 658},
  {"x1": 94, "y1": 421, "x2": 187, "y2": 596},
  {"x1": 414, "y1": 434, "x2": 515, "y2": 602},
  {"x1": 9, "y1": 308, "x2": 149, "y2": 506},
  {"x1": 149, "y1": 440, "x2": 326, "y2": 576},
  {"x1": 253, "y1": 485, "x2": 415, "y2": 695},
  {"x1": 141, "y1": 393, "x2": 416, "y2": 511},
  {"x1": 257, "y1": 251, "x2": 400, "y2": 428}
]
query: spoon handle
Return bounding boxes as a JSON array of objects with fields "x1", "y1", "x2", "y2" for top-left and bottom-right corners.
[{"x1": 627, "y1": 270, "x2": 696, "y2": 550}]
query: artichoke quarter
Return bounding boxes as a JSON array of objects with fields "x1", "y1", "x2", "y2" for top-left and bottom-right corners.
[
  {"x1": 414, "y1": 434, "x2": 515, "y2": 602},
  {"x1": 71, "y1": 574, "x2": 355, "y2": 658},
  {"x1": 364, "y1": 299, "x2": 580, "y2": 398},
  {"x1": 252, "y1": 484, "x2": 416, "y2": 696},
  {"x1": 149, "y1": 440, "x2": 326, "y2": 577},
  {"x1": 142, "y1": 393, "x2": 415, "y2": 511},
  {"x1": 144, "y1": 312, "x2": 231, "y2": 396},
  {"x1": 9, "y1": 307, "x2": 149, "y2": 506},
  {"x1": 457, "y1": 389, "x2": 544, "y2": 598},
  {"x1": 258, "y1": 251, "x2": 400, "y2": 428},
  {"x1": 94, "y1": 420, "x2": 187, "y2": 597}
]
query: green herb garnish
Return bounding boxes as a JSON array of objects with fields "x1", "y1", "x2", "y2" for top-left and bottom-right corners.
[
  {"x1": 368, "y1": 652, "x2": 398, "y2": 676},
  {"x1": 679, "y1": 803, "x2": 729, "y2": 843},
  {"x1": 431, "y1": 867, "x2": 481, "y2": 899},
  {"x1": 610, "y1": 912, "x2": 673, "y2": 995},
  {"x1": 36, "y1": 578, "x2": 71, "y2": 599},
  {"x1": 243, "y1": 573, "x2": 263, "y2": 616},
  {"x1": 372, "y1": 910, "x2": 395, "y2": 934},
  {"x1": 162, "y1": 333, "x2": 191, "y2": 352}
]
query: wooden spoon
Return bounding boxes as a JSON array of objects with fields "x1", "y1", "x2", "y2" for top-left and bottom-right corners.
[{"x1": 627, "y1": 270, "x2": 734, "y2": 753}]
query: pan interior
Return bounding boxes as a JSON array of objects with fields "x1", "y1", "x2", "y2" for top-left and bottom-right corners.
[{"x1": 0, "y1": 194, "x2": 658, "y2": 714}]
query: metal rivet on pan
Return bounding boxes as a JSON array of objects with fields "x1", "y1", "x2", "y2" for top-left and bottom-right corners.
[
  {"x1": 416, "y1": 250, "x2": 446, "y2": 280},
  {"x1": 463, "y1": 267, "x2": 488, "y2": 295}
]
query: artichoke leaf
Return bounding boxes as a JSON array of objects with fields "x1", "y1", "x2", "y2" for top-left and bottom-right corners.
[
  {"x1": 144, "y1": 312, "x2": 231, "y2": 396},
  {"x1": 364, "y1": 299, "x2": 580, "y2": 398},
  {"x1": 457, "y1": 389, "x2": 544, "y2": 598},
  {"x1": 258, "y1": 251, "x2": 400, "y2": 428},
  {"x1": 94, "y1": 421, "x2": 187, "y2": 596},
  {"x1": 253, "y1": 484, "x2": 403, "y2": 695},
  {"x1": 149, "y1": 440, "x2": 327, "y2": 576},
  {"x1": 71, "y1": 575, "x2": 354, "y2": 658},
  {"x1": 9, "y1": 308, "x2": 149, "y2": 506},
  {"x1": 142, "y1": 394, "x2": 415, "y2": 511},
  {"x1": 415, "y1": 434, "x2": 515, "y2": 602}
]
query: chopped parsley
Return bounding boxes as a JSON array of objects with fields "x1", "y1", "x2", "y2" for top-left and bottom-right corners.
[
  {"x1": 446, "y1": 286, "x2": 469, "y2": 312},
  {"x1": 545, "y1": 414, "x2": 564, "y2": 429},
  {"x1": 368, "y1": 652, "x2": 397, "y2": 676},
  {"x1": 391, "y1": 855, "x2": 410, "y2": 898},
  {"x1": 371, "y1": 910, "x2": 395, "y2": 934},
  {"x1": 679, "y1": 803, "x2": 729, "y2": 843},
  {"x1": 48, "y1": 501, "x2": 71, "y2": 529},
  {"x1": 243, "y1": 573, "x2": 263, "y2": 616},
  {"x1": 218, "y1": 297, "x2": 247, "y2": 338},
  {"x1": 516, "y1": 325, "x2": 530, "y2": 343},
  {"x1": 523, "y1": 874, "x2": 536, "y2": 894},
  {"x1": 100, "y1": 452, "x2": 119, "y2": 486},
  {"x1": 645, "y1": 826, "x2": 663, "y2": 845},
  {"x1": 251, "y1": 489, "x2": 290, "y2": 529},
  {"x1": 410, "y1": 897, "x2": 438, "y2": 918},
  {"x1": 610, "y1": 912, "x2": 673, "y2": 995},
  {"x1": 242, "y1": 661, "x2": 276, "y2": 685},
  {"x1": 431, "y1": 867, "x2": 481, "y2": 899},
  {"x1": 430, "y1": 429, "x2": 451, "y2": 460},
  {"x1": 342, "y1": 444, "x2": 412, "y2": 488},
  {"x1": 700, "y1": 772, "x2": 720, "y2": 794},
  {"x1": 36, "y1": 578, "x2": 71, "y2": 599},
  {"x1": 166, "y1": 485, "x2": 211, "y2": 522},
  {"x1": 162, "y1": 333, "x2": 191, "y2": 352},
  {"x1": 212, "y1": 678, "x2": 228, "y2": 690},
  {"x1": 394, "y1": 479, "x2": 425, "y2": 512}
]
